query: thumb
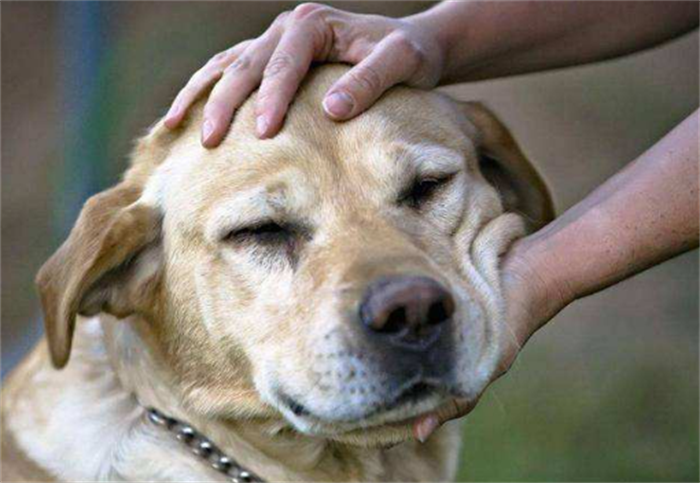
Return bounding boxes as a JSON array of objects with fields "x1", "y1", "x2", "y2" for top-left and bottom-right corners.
[{"x1": 322, "y1": 34, "x2": 421, "y2": 120}]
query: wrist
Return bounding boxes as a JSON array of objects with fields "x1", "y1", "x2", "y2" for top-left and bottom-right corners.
[
  {"x1": 501, "y1": 234, "x2": 575, "y2": 340},
  {"x1": 404, "y1": 6, "x2": 465, "y2": 84}
]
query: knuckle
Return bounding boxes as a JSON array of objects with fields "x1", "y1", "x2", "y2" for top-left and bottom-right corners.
[
  {"x1": 266, "y1": 11, "x2": 289, "y2": 35},
  {"x1": 254, "y1": 90, "x2": 277, "y2": 111},
  {"x1": 392, "y1": 31, "x2": 422, "y2": 60},
  {"x1": 292, "y1": 2, "x2": 327, "y2": 21},
  {"x1": 348, "y1": 64, "x2": 384, "y2": 94},
  {"x1": 209, "y1": 50, "x2": 230, "y2": 65},
  {"x1": 224, "y1": 54, "x2": 253, "y2": 75},
  {"x1": 274, "y1": 10, "x2": 291, "y2": 25},
  {"x1": 391, "y1": 33, "x2": 427, "y2": 75},
  {"x1": 389, "y1": 31, "x2": 435, "y2": 87},
  {"x1": 264, "y1": 51, "x2": 297, "y2": 78}
]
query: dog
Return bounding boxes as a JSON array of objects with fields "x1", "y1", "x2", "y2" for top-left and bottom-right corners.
[{"x1": 2, "y1": 65, "x2": 553, "y2": 482}]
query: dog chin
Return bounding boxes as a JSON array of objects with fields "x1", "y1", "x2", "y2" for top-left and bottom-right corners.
[{"x1": 268, "y1": 389, "x2": 450, "y2": 445}]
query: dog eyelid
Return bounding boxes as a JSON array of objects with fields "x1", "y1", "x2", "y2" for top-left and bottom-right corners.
[
  {"x1": 221, "y1": 220, "x2": 290, "y2": 242},
  {"x1": 397, "y1": 172, "x2": 457, "y2": 209},
  {"x1": 220, "y1": 218, "x2": 314, "y2": 245}
]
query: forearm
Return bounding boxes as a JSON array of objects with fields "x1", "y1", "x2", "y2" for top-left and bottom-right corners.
[
  {"x1": 423, "y1": 112, "x2": 698, "y2": 434},
  {"x1": 409, "y1": 1, "x2": 698, "y2": 84},
  {"x1": 514, "y1": 110, "x2": 699, "y2": 334}
]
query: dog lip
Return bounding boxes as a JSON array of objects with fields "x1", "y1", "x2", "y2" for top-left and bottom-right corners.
[
  {"x1": 385, "y1": 381, "x2": 436, "y2": 410},
  {"x1": 278, "y1": 379, "x2": 446, "y2": 428},
  {"x1": 279, "y1": 392, "x2": 311, "y2": 417}
]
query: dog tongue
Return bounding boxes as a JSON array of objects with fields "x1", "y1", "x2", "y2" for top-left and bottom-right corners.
[{"x1": 413, "y1": 413, "x2": 440, "y2": 443}]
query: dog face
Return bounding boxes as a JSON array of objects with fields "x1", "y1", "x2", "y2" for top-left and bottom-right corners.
[{"x1": 37, "y1": 66, "x2": 552, "y2": 445}]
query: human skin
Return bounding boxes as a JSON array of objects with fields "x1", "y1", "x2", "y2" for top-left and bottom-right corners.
[
  {"x1": 163, "y1": 2, "x2": 700, "y2": 439},
  {"x1": 414, "y1": 108, "x2": 699, "y2": 441},
  {"x1": 163, "y1": 2, "x2": 698, "y2": 142}
]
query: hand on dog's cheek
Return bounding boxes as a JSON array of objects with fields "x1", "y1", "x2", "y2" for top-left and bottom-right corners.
[
  {"x1": 413, "y1": 398, "x2": 478, "y2": 443},
  {"x1": 412, "y1": 239, "x2": 550, "y2": 443},
  {"x1": 413, "y1": 413, "x2": 440, "y2": 443}
]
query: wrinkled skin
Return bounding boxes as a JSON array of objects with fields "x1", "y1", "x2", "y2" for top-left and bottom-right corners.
[{"x1": 12, "y1": 65, "x2": 551, "y2": 481}]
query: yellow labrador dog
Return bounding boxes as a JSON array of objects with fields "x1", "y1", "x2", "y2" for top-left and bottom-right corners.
[{"x1": 2, "y1": 65, "x2": 553, "y2": 482}]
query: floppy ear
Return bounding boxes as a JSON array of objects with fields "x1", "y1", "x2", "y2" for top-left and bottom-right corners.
[
  {"x1": 458, "y1": 101, "x2": 555, "y2": 229},
  {"x1": 35, "y1": 183, "x2": 162, "y2": 368}
]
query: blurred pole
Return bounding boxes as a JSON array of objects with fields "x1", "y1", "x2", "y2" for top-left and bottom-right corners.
[
  {"x1": 55, "y1": 1, "x2": 111, "y2": 239},
  {"x1": 2, "y1": 3, "x2": 112, "y2": 376}
]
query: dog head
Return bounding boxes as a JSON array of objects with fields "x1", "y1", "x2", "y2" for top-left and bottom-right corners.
[{"x1": 37, "y1": 66, "x2": 553, "y2": 445}]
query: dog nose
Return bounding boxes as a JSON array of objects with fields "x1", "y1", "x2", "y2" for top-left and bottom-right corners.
[{"x1": 360, "y1": 276, "x2": 455, "y2": 348}]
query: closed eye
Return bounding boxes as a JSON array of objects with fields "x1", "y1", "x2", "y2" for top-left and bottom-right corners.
[
  {"x1": 398, "y1": 174, "x2": 456, "y2": 209},
  {"x1": 222, "y1": 221, "x2": 293, "y2": 245}
]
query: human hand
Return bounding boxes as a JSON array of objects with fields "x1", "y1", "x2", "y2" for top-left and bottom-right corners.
[
  {"x1": 163, "y1": 3, "x2": 446, "y2": 146},
  {"x1": 414, "y1": 107, "x2": 700, "y2": 440},
  {"x1": 412, "y1": 236, "x2": 573, "y2": 442}
]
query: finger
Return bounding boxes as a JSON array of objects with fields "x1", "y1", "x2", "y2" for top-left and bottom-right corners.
[
  {"x1": 164, "y1": 68, "x2": 224, "y2": 129},
  {"x1": 413, "y1": 398, "x2": 478, "y2": 443},
  {"x1": 322, "y1": 32, "x2": 423, "y2": 121},
  {"x1": 413, "y1": 414, "x2": 440, "y2": 443},
  {"x1": 255, "y1": 12, "x2": 330, "y2": 138},
  {"x1": 201, "y1": 37, "x2": 279, "y2": 147},
  {"x1": 164, "y1": 42, "x2": 251, "y2": 129},
  {"x1": 435, "y1": 397, "x2": 478, "y2": 424}
]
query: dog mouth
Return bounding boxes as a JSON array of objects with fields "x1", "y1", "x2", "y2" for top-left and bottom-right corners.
[
  {"x1": 279, "y1": 392, "x2": 312, "y2": 418},
  {"x1": 388, "y1": 381, "x2": 437, "y2": 409},
  {"x1": 277, "y1": 379, "x2": 448, "y2": 430}
]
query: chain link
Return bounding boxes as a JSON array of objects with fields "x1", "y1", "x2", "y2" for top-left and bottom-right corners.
[{"x1": 147, "y1": 408, "x2": 264, "y2": 483}]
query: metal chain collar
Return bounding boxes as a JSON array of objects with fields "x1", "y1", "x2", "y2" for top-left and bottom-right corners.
[{"x1": 146, "y1": 407, "x2": 265, "y2": 483}]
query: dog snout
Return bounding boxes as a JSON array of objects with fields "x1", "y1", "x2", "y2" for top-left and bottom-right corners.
[{"x1": 359, "y1": 276, "x2": 455, "y2": 349}]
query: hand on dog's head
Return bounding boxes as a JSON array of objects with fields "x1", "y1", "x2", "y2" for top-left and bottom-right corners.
[{"x1": 37, "y1": 65, "x2": 553, "y2": 446}]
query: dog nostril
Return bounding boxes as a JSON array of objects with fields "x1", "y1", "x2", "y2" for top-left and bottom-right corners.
[
  {"x1": 360, "y1": 276, "x2": 455, "y2": 340},
  {"x1": 380, "y1": 307, "x2": 407, "y2": 334},
  {"x1": 427, "y1": 297, "x2": 454, "y2": 326}
]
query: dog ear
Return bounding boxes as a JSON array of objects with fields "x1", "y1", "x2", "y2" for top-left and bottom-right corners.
[
  {"x1": 458, "y1": 101, "x2": 555, "y2": 229},
  {"x1": 35, "y1": 183, "x2": 162, "y2": 368}
]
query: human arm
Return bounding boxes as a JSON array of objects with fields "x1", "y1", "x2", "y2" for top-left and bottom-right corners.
[
  {"x1": 413, "y1": 109, "x2": 700, "y2": 441},
  {"x1": 163, "y1": 1, "x2": 698, "y2": 144},
  {"x1": 414, "y1": 1, "x2": 699, "y2": 84}
]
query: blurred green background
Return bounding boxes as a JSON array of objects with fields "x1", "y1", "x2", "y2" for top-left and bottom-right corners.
[{"x1": 2, "y1": 2, "x2": 698, "y2": 481}]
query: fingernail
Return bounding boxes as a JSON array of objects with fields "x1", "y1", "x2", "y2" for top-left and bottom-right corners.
[
  {"x1": 323, "y1": 91, "x2": 354, "y2": 119},
  {"x1": 415, "y1": 414, "x2": 440, "y2": 443},
  {"x1": 202, "y1": 120, "x2": 215, "y2": 144},
  {"x1": 256, "y1": 115, "x2": 269, "y2": 138}
]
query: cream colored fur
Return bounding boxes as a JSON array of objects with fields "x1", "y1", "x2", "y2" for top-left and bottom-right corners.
[{"x1": 1, "y1": 65, "x2": 552, "y2": 482}]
